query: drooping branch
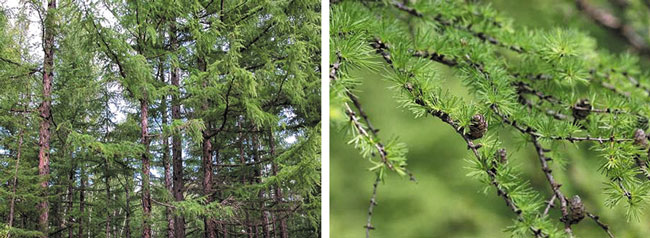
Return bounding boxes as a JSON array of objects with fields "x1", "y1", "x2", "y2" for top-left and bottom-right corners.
[{"x1": 370, "y1": 38, "x2": 549, "y2": 237}]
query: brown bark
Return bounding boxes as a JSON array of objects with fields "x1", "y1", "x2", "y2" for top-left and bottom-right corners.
[
  {"x1": 253, "y1": 131, "x2": 271, "y2": 238},
  {"x1": 239, "y1": 120, "x2": 253, "y2": 238},
  {"x1": 199, "y1": 58, "x2": 217, "y2": 238},
  {"x1": 38, "y1": 1, "x2": 56, "y2": 237},
  {"x1": 202, "y1": 133, "x2": 217, "y2": 238},
  {"x1": 170, "y1": 21, "x2": 186, "y2": 238},
  {"x1": 163, "y1": 105, "x2": 175, "y2": 238},
  {"x1": 269, "y1": 130, "x2": 288, "y2": 238},
  {"x1": 7, "y1": 129, "x2": 24, "y2": 238},
  {"x1": 160, "y1": 61, "x2": 175, "y2": 238},
  {"x1": 140, "y1": 98, "x2": 152, "y2": 238}
]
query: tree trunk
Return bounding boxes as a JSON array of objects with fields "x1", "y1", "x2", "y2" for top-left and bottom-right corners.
[
  {"x1": 239, "y1": 120, "x2": 253, "y2": 238},
  {"x1": 140, "y1": 98, "x2": 152, "y2": 238},
  {"x1": 170, "y1": 21, "x2": 186, "y2": 238},
  {"x1": 78, "y1": 166, "x2": 84, "y2": 238},
  {"x1": 7, "y1": 129, "x2": 24, "y2": 238},
  {"x1": 66, "y1": 158, "x2": 75, "y2": 238},
  {"x1": 269, "y1": 130, "x2": 288, "y2": 238},
  {"x1": 199, "y1": 58, "x2": 217, "y2": 238},
  {"x1": 105, "y1": 157, "x2": 111, "y2": 238},
  {"x1": 163, "y1": 105, "x2": 175, "y2": 238},
  {"x1": 160, "y1": 60, "x2": 175, "y2": 238},
  {"x1": 38, "y1": 1, "x2": 56, "y2": 236},
  {"x1": 202, "y1": 133, "x2": 216, "y2": 238},
  {"x1": 253, "y1": 132, "x2": 271, "y2": 238},
  {"x1": 124, "y1": 175, "x2": 132, "y2": 238}
]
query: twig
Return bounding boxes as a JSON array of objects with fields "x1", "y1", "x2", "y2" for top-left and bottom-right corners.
[
  {"x1": 372, "y1": 37, "x2": 547, "y2": 237},
  {"x1": 588, "y1": 213, "x2": 615, "y2": 238},
  {"x1": 364, "y1": 176, "x2": 380, "y2": 238},
  {"x1": 345, "y1": 103, "x2": 394, "y2": 171},
  {"x1": 491, "y1": 105, "x2": 574, "y2": 236},
  {"x1": 543, "y1": 194, "x2": 557, "y2": 216}
]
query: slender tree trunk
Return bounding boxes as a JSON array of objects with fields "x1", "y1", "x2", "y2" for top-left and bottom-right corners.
[
  {"x1": 112, "y1": 198, "x2": 118, "y2": 238},
  {"x1": 198, "y1": 58, "x2": 217, "y2": 238},
  {"x1": 38, "y1": 1, "x2": 56, "y2": 236},
  {"x1": 202, "y1": 133, "x2": 217, "y2": 238},
  {"x1": 238, "y1": 120, "x2": 254, "y2": 238},
  {"x1": 88, "y1": 188, "x2": 92, "y2": 238},
  {"x1": 253, "y1": 132, "x2": 271, "y2": 238},
  {"x1": 163, "y1": 104, "x2": 175, "y2": 238},
  {"x1": 170, "y1": 21, "x2": 186, "y2": 238},
  {"x1": 65, "y1": 158, "x2": 75, "y2": 238},
  {"x1": 140, "y1": 97, "x2": 152, "y2": 238},
  {"x1": 78, "y1": 166, "x2": 85, "y2": 238},
  {"x1": 269, "y1": 130, "x2": 288, "y2": 238},
  {"x1": 105, "y1": 157, "x2": 111, "y2": 238},
  {"x1": 160, "y1": 60, "x2": 175, "y2": 238},
  {"x1": 7, "y1": 129, "x2": 24, "y2": 238},
  {"x1": 124, "y1": 175, "x2": 132, "y2": 238}
]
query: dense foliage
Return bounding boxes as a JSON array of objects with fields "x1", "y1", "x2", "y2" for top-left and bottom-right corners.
[
  {"x1": 331, "y1": 0, "x2": 650, "y2": 237},
  {"x1": 0, "y1": 0, "x2": 320, "y2": 237}
]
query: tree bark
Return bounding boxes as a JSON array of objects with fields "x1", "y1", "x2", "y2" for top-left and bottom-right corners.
[
  {"x1": 163, "y1": 104, "x2": 175, "y2": 238},
  {"x1": 7, "y1": 129, "x2": 24, "y2": 238},
  {"x1": 170, "y1": 21, "x2": 186, "y2": 238},
  {"x1": 269, "y1": 130, "x2": 288, "y2": 238},
  {"x1": 160, "y1": 60, "x2": 175, "y2": 238},
  {"x1": 140, "y1": 97, "x2": 152, "y2": 238},
  {"x1": 38, "y1": 1, "x2": 56, "y2": 236},
  {"x1": 124, "y1": 175, "x2": 132, "y2": 238},
  {"x1": 202, "y1": 133, "x2": 217, "y2": 238},
  {"x1": 199, "y1": 58, "x2": 217, "y2": 238},
  {"x1": 239, "y1": 120, "x2": 253, "y2": 238},
  {"x1": 253, "y1": 131, "x2": 271, "y2": 238}
]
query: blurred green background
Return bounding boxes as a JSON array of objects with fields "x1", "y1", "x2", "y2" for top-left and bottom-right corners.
[{"x1": 330, "y1": 0, "x2": 650, "y2": 237}]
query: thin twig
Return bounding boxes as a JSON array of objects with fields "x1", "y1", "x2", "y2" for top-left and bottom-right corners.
[
  {"x1": 364, "y1": 176, "x2": 380, "y2": 238},
  {"x1": 543, "y1": 194, "x2": 557, "y2": 216},
  {"x1": 587, "y1": 212, "x2": 615, "y2": 238}
]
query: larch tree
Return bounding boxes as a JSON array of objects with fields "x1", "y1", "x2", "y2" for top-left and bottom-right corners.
[
  {"x1": 332, "y1": 0, "x2": 650, "y2": 237},
  {"x1": 0, "y1": 0, "x2": 320, "y2": 238}
]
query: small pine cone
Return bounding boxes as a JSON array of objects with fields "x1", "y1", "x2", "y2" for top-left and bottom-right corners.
[
  {"x1": 404, "y1": 83, "x2": 414, "y2": 92},
  {"x1": 572, "y1": 99, "x2": 592, "y2": 120},
  {"x1": 468, "y1": 114, "x2": 487, "y2": 140},
  {"x1": 634, "y1": 129, "x2": 649, "y2": 148},
  {"x1": 496, "y1": 148, "x2": 507, "y2": 164},
  {"x1": 567, "y1": 195, "x2": 585, "y2": 225},
  {"x1": 637, "y1": 116, "x2": 649, "y2": 131}
]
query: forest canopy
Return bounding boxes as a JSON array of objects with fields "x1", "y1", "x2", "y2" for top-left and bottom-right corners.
[
  {"x1": 331, "y1": 0, "x2": 650, "y2": 237},
  {"x1": 0, "y1": 0, "x2": 321, "y2": 237}
]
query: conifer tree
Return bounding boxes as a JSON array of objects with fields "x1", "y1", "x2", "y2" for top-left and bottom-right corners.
[
  {"x1": 332, "y1": 0, "x2": 650, "y2": 237},
  {"x1": 0, "y1": 0, "x2": 320, "y2": 237}
]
